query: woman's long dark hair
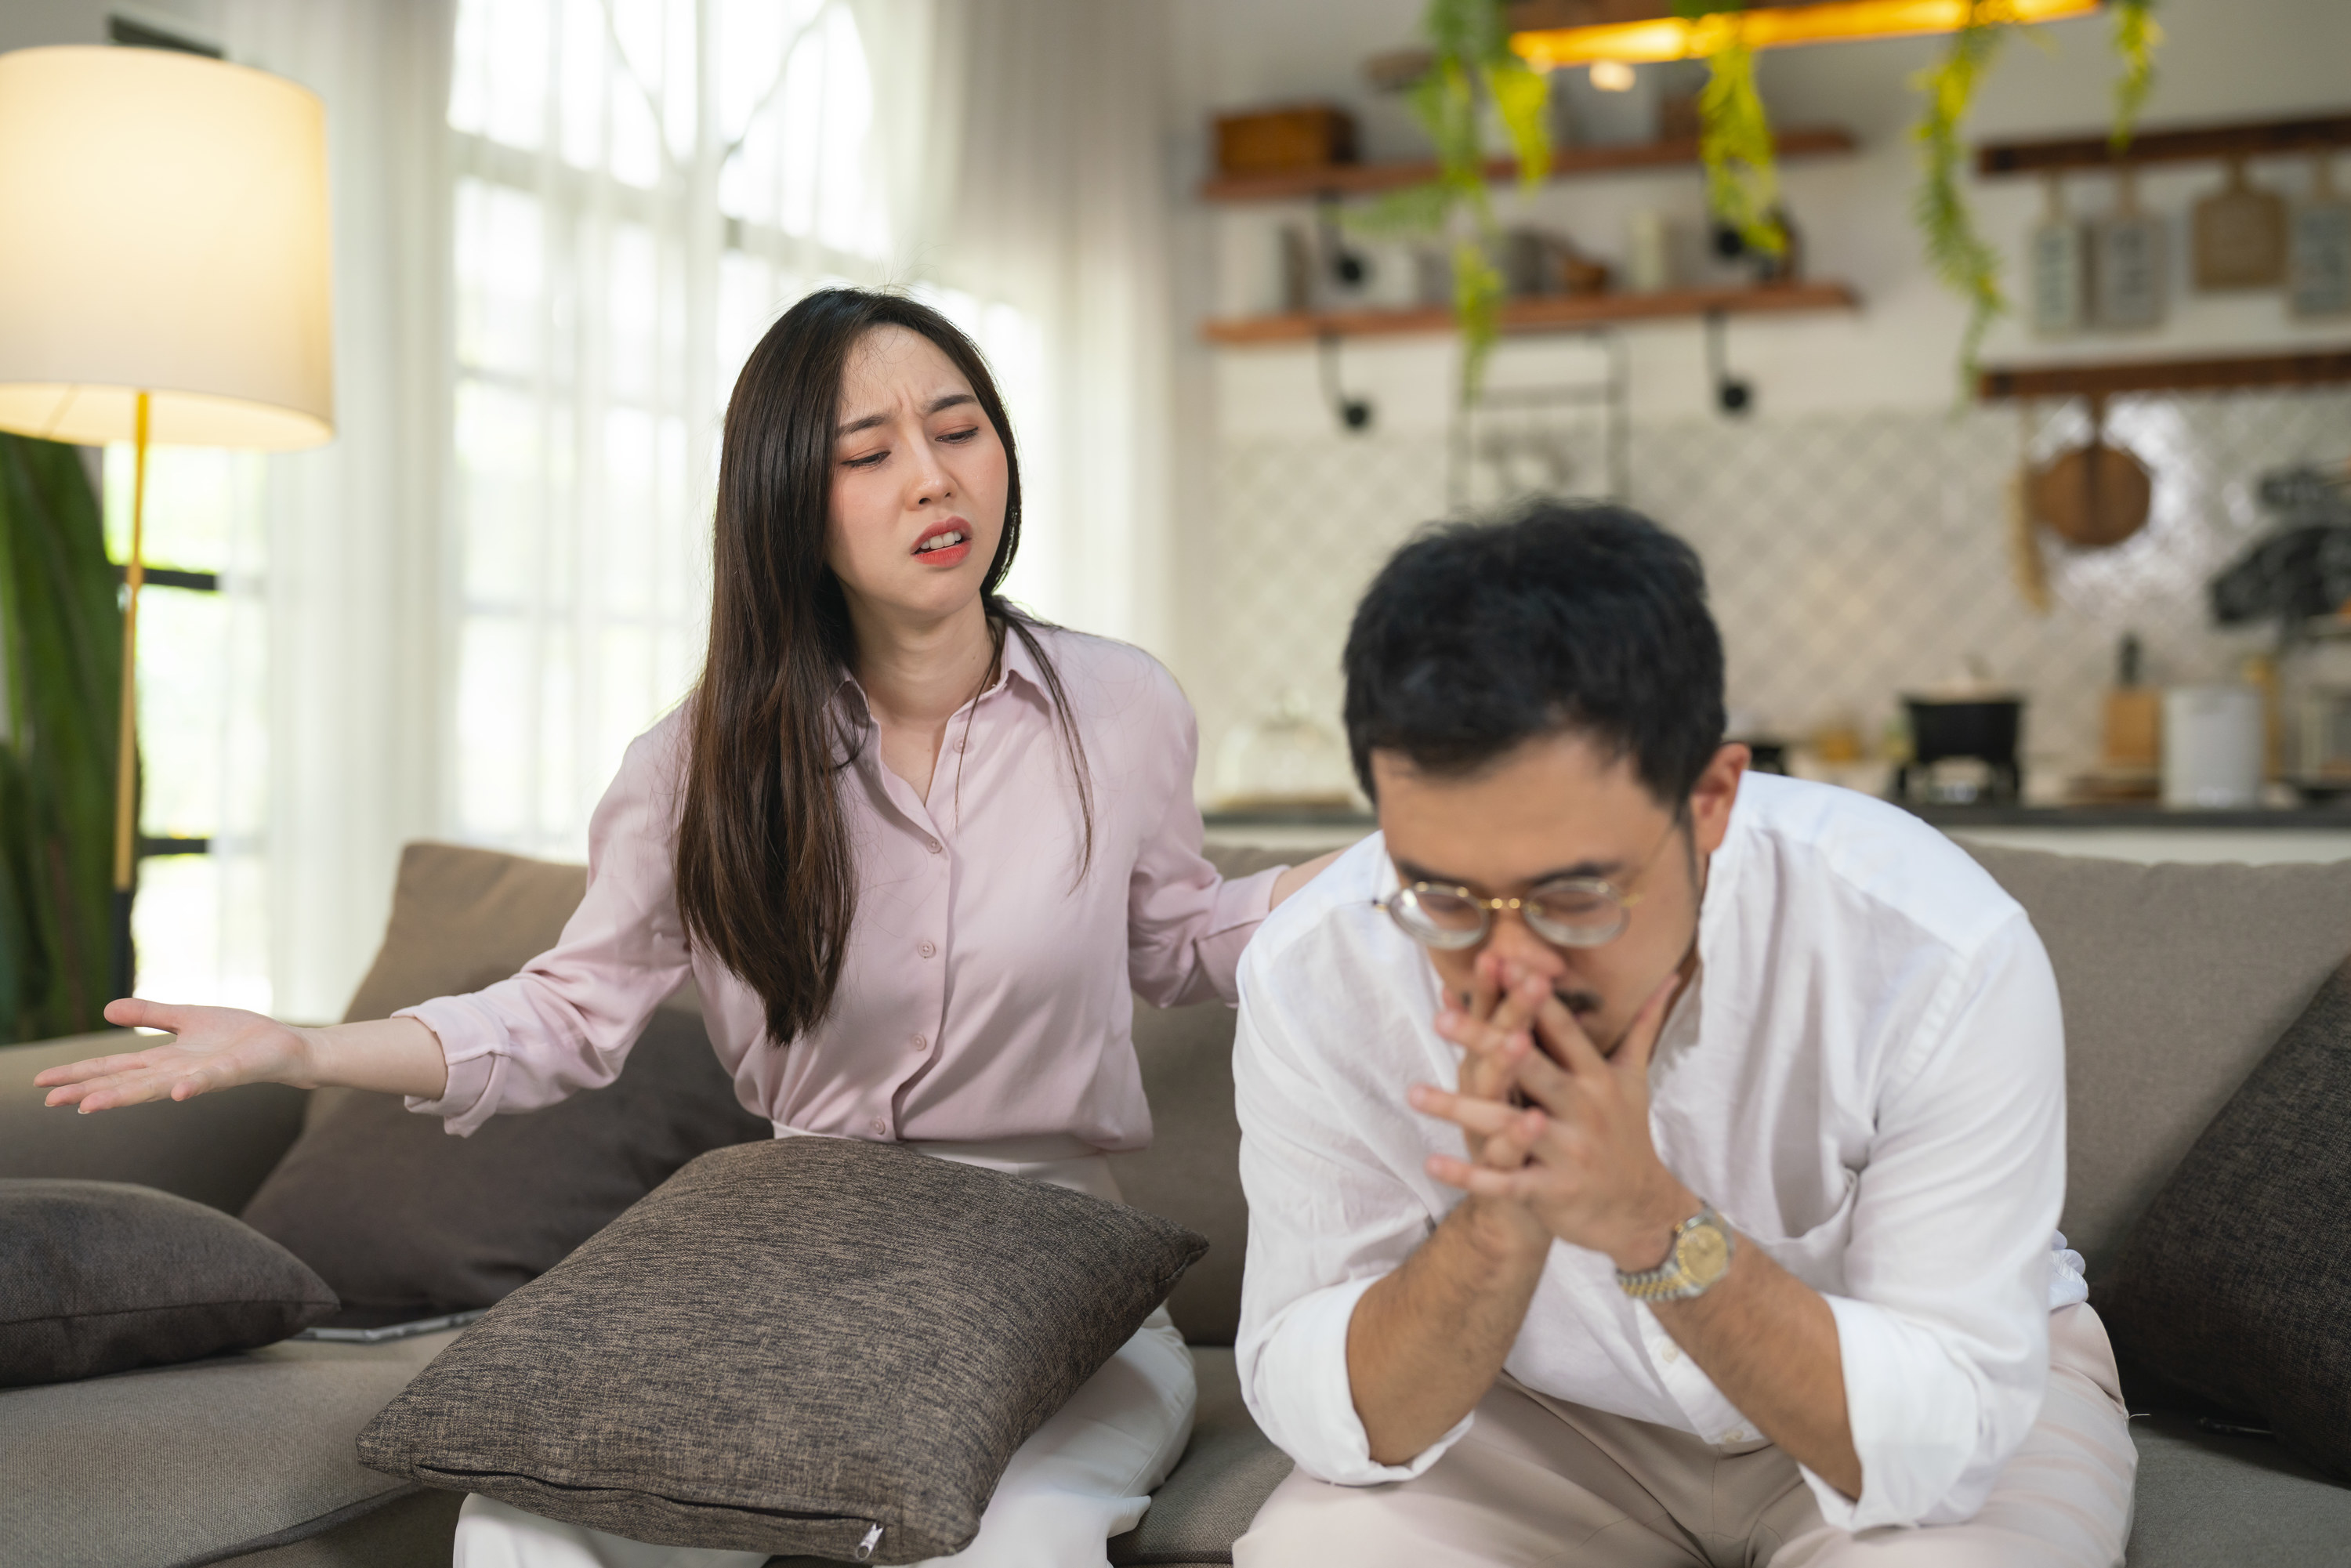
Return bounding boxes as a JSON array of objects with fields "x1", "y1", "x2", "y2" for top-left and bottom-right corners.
[{"x1": 674, "y1": 288, "x2": 1093, "y2": 1045}]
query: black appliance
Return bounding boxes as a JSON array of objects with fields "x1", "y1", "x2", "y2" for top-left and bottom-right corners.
[{"x1": 1896, "y1": 696, "x2": 2024, "y2": 805}]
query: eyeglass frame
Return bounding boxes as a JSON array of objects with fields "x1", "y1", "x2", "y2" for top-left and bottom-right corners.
[{"x1": 1371, "y1": 817, "x2": 1686, "y2": 951}]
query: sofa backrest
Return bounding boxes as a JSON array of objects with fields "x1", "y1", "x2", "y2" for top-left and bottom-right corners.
[
  {"x1": 1958, "y1": 842, "x2": 2351, "y2": 1275},
  {"x1": 1133, "y1": 838, "x2": 2351, "y2": 1332},
  {"x1": 77, "y1": 833, "x2": 2341, "y2": 1341}
]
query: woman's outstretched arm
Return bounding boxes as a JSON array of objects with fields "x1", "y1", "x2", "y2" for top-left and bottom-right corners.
[{"x1": 34, "y1": 1001, "x2": 447, "y2": 1112}]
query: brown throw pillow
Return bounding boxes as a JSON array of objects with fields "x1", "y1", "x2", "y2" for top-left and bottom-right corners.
[
  {"x1": 358, "y1": 1137, "x2": 1207, "y2": 1563},
  {"x1": 240, "y1": 1005, "x2": 772, "y2": 1328},
  {"x1": 1, "y1": 1179, "x2": 336, "y2": 1386},
  {"x1": 2098, "y1": 954, "x2": 2351, "y2": 1482}
]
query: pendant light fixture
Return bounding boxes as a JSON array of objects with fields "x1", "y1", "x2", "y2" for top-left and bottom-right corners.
[{"x1": 1509, "y1": 0, "x2": 2100, "y2": 71}]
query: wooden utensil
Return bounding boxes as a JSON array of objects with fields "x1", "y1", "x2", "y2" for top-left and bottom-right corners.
[
  {"x1": 2029, "y1": 395, "x2": 2153, "y2": 549},
  {"x1": 2193, "y1": 156, "x2": 2288, "y2": 289},
  {"x1": 2291, "y1": 157, "x2": 2351, "y2": 317},
  {"x1": 2027, "y1": 176, "x2": 2086, "y2": 335},
  {"x1": 2092, "y1": 169, "x2": 2166, "y2": 328}
]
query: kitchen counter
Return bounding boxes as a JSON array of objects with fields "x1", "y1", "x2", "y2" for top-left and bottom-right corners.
[{"x1": 1204, "y1": 802, "x2": 2351, "y2": 864}]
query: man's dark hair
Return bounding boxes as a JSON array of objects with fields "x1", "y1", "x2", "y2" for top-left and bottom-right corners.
[{"x1": 1342, "y1": 502, "x2": 1726, "y2": 806}]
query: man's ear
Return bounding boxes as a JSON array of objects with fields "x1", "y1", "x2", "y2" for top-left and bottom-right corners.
[{"x1": 1686, "y1": 743, "x2": 1748, "y2": 857}]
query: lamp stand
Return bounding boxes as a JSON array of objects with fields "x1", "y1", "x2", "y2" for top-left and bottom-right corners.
[{"x1": 108, "y1": 389, "x2": 149, "y2": 1004}]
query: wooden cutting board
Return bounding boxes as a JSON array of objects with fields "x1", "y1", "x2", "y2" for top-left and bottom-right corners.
[
  {"x1": 2029, "y1": 397, "x2": 2153, "y2": 549},
  {"x1": 2195, "y1": 157, "x2": 2288, "y2": 289}
]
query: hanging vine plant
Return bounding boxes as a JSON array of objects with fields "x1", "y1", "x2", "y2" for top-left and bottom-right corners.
[
  {"x1": 1914, "y1": 0, "x2": 2164, "y2": 389},
  {"x1": 1351, "y1": 0, "x2": 1552, "y2": 401},
  {"x1": 1677, "y1": 2, "x2": 1788, "y2": 258},
  {"x1": 1913, "y1": 2, "x2": 2015, "y2": 389},
  {"x1": 1362, "y1": 0, "x2": 2160, "y2": 399}
]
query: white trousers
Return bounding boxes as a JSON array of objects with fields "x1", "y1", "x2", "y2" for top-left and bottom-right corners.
[{"x1": 451, "y1": 1138, "x2": 1197, "y2": 1568}]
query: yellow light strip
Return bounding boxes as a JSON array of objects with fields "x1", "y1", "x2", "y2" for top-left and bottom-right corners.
[{"x1": 1513, "y1": 0, "x2": 2101, "y2": 69}]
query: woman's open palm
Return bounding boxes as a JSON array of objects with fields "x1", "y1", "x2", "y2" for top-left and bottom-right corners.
[{"x1": 34, "y1": 1000, "x2": 312, "y2": 1112}]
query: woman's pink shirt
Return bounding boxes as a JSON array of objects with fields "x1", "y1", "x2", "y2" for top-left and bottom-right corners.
[{"x1": 398, "y1": 627, "x2": 1281, "y2": 1151}]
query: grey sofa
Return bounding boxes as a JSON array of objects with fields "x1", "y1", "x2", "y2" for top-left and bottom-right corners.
[{"x1": 6, "y1": 835, "x2": 2351, "y2": 1567}]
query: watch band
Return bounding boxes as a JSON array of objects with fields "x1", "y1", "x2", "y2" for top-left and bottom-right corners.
[{"x1": 1615, "y1": 1203, "x2": 1736, "y2": 1302}]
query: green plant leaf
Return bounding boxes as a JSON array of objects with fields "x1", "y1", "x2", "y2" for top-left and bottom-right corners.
[
  {"x1": 1694, "y1": 17, "x2": 1787, "y2": 256},
  {"x1": 0, "y1": 435, "x2": 121, "y2": 1041},
  {"x1": 1345, "y1": 182, "x2": 1454, "y2": 241},
  {"x1": 2110, "y1": 0, "x2": 2161, "y2": 151},
  {"x1": 1486, "y1": 57, "x2": 1551, "y2": 189},
  {"x1": 1452, "y1": 236, "x2": 1506, "y2": 396},
  {"x1": 1911, "y1": 2, "x2": 2013, "y2": 397},
  {"x1": 1367, "y1": 0, "x2": 1555, "y2": 404}
]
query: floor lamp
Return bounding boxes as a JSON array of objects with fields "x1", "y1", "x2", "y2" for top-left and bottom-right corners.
[{"x1": 0, "y1": 45, "x2": 335, "y2": 1001}]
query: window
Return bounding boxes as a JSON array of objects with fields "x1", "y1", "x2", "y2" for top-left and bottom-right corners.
[
  {"x1": 101, "y1": 13, "x2": 270, "y2": 1009},
  {"x1": 446, "y1": 0, "x2": 893, "y2": 860},
  {"x1": 106, "y1": 445, "x2": 272, "y2": 1010}
]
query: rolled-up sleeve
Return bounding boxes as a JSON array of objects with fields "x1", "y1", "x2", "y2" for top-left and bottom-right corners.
[
  {"x1": 1807, "y1": 913, "x2": 2064, "y2": 1530},
  {"x1": 399, "y1": 719, "x2": 697, "y2": 1135},
  {"x1": 1125, "y1": 673, "x2": 1281, "y2": 1008},
  {"x1": 1233, "y1": 935, "x2": 1467, "y2": 1484}
]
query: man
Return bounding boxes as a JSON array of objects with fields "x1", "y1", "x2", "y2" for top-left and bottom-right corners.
[{"x1": 1230, "y1": 505, "x2": 2132, "y2": 1566}]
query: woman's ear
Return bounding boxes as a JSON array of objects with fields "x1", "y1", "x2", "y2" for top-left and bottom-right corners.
[{"x1": 1687, "y1": 743, "x2": 1748, "y2": 857}]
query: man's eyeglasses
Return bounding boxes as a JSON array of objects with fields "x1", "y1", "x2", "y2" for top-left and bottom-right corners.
[{"x1": 1372, "y1": 823, "x2": 1680, "y2": 951}]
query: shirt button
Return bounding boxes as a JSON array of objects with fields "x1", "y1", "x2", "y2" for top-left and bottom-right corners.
[
  {"x1": 911, "y1": 1033, "x2": 928, "y2": 1052},
  {"x1": 918, "y1": 941, "x2": 936, "y2": 958},
  {"x1": 869, "y1": 1115, "x2": 888, "y2": 1136},
  {"x1": 1661, "y1": 1344, "x2": 1681, "y2": 1364},
  {"x1": 955, "y1": 740, "x2": 966, "y2": 752},
  {"x1": 926, "y1": 837, "x2": 942, "y2": 854}
]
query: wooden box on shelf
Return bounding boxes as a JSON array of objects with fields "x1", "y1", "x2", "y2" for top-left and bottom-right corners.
[{"x1": 1215, "y1": 104, "x2": 1357, "y2": 176}]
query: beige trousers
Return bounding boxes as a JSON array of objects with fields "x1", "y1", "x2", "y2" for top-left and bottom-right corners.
[{"x1": 1234, "y1": 1303, "x2": 2135, "y2": 1568}]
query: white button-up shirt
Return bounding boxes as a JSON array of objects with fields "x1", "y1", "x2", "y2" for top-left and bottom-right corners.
[{"x1": 1233, "y1": 773, "x2": 2083, "y2": 1532}]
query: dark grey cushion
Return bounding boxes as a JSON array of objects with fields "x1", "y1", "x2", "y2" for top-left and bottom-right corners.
[
  {"x1": 358, "y1": 1136, "x2": 1207, "y2": 1563},
  {"x1": 0, "y1": 1179, "x2": 336, "y2": 1387},
  {"x1": 2097, "y1": 955, "x2": 2351, "y2": 1483},
  {"x1": 240, "y1": 838, "x2": 770, "y2": 1330},
  {"x1": 239, "y1": 1007, "x2": 770, "y2": 1330}
]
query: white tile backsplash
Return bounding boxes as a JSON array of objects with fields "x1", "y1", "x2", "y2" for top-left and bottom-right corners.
[{"x1": 1188, "y1": 389, "x2": 2351, "y2": 802}]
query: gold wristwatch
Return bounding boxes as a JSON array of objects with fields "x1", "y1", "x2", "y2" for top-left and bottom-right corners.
[{"x1": 1614, "y1": 1204, "x2": 1736, "y2": 1302}]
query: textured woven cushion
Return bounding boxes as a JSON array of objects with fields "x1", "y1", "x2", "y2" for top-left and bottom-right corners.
[
  {"x1": 2098, "y1": 954, "x2": 2351, "y2": 1483},
  {"x1": 241, "y1": 839, "x2": 770, "y2": 1328},
  {"x1": 359, "y1": 1136, "x2": 1207, "y2": 1563},
  {"x1": 0, "y1": 1179, "x2": 336, "y2": 1387}
]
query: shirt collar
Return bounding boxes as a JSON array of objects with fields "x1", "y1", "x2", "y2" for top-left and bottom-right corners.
[{"x1": 831, "y1": 617, "x2": 1052, "y2": 729}]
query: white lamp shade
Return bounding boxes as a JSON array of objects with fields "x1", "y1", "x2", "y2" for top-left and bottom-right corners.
[{"x1": 0, "y1": 45, "x2": 333, "y2": 450}]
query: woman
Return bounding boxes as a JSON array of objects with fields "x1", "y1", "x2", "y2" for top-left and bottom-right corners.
[{"x1": 40, "y1": 288, "x2": 1335, "y2": 1568}]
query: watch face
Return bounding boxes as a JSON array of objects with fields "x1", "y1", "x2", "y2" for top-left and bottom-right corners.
[{"x1": 1675, "y1": 1222, "x2": 1732, "y2": 1286}]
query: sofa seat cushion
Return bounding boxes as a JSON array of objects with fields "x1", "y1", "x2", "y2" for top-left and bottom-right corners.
[
  {"x1": 1110, "y1": 1347, "x2": 1291, "y2": 1567},
  {"x1": 0, "y1": 1326, "x2": 463, "y2": 1568},
  {"x1": 2125, "y1": 1414, "x2": 2351, "y2": 1566}
]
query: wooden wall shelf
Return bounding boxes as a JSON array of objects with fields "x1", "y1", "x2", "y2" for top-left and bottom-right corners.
[
  {"x1": 1203, "y1": 282, "x2": 1860, "y2": 345},
  {"x1": 1977, "y1": 349, "x2": 2351, "y2": 400},
  {"x1": 1976, "y1": 113, "x2": 2351, "y2": 177},
  {"x1": 1201, "y1": 125, "x2": 1856, "y2": 204}
]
